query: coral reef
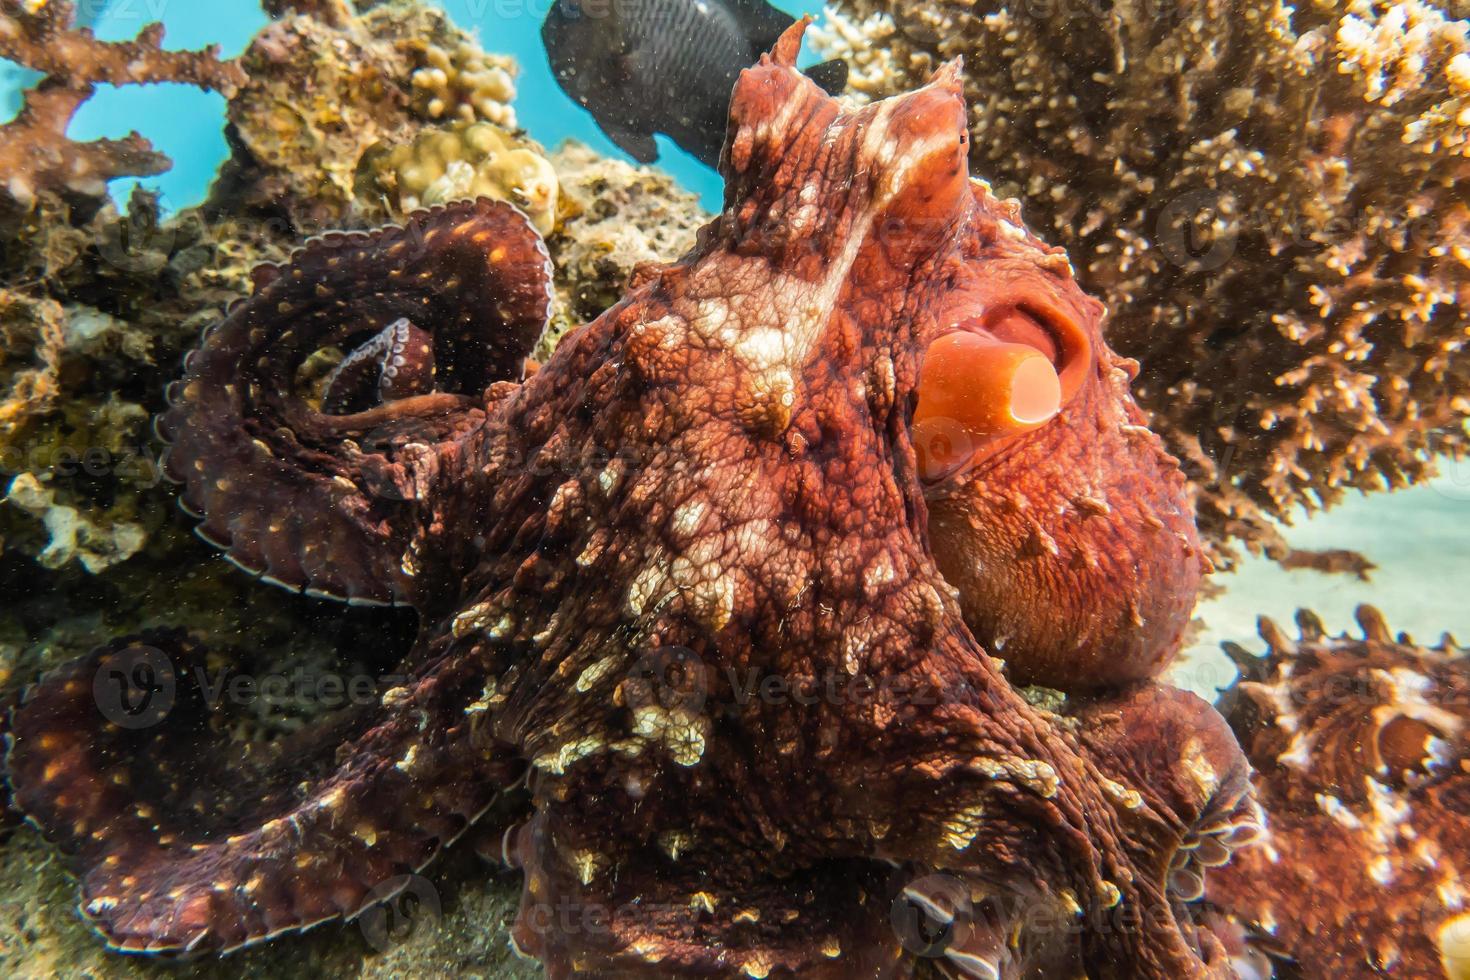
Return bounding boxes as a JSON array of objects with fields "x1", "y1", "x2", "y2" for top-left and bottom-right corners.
[
  {"x1": 817, "y1": 0, "x2": 1470, "y2": 564},
  {"x1": 409, "y1": 36, "x2": 516, "y2": 128},
  {"x1": 4, "y1": 28, "x2": 1258, "y2": 977},
  {"x1": 264, "y1": 0, "x2": 355, "y2": 27},
  {"x1": 1208, "y1": 605, "x2": 1470, "y2": 977},
  {"x1": 0, "y1": 290, "x2": 64, "y2": 439},
  {"x1": 0, "y1": 0, "x2": 246, "y2": 209},
  {"x1": 540, "y1": 140, "x2": 707, "y2": 348},
  {"x1": 356, "y1": 122, "x2": 558, "y2": 234},
  {"x1": 1277, "y1": 546, "x2": 1377, "y2": 579},
  {"x1": 215, "y1": 0, "x2": 517, "y2": 228},
  {"x1": 4, "y1": 470, "x2": 145, "y2": 573},
  {"x1": 0, "y1": 189, "x2": 289, "y2": 577}
]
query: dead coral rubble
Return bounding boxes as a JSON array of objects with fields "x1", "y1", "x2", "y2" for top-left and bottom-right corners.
[
  {"x1": 0, "y1": 0, "x2": 246, "y2": 209},
  {"x1": 818, "y1": 0, "x2": 1470, "y2": 564}
]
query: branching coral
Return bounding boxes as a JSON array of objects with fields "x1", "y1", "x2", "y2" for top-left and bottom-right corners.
[
  {"x1": 0, "y1": 0, "x2": 246, "y2": 208},
  {"x1": 818, "y1": 0, "x2": 1470, "y2": 564},
  {"x1": 217, "y1": 0, "x2": 517, "y2": 227}
]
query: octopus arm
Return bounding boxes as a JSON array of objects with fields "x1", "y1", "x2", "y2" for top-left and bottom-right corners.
[
  {"x1": 503, "y1": 804, "x2": 911, "y2": 978},
  {"x1": 5, "y1": 629, "x2": 523, "y2": 954},
  {"x1": 157, "y1": 199, "x2": 554, "y2": 607}
]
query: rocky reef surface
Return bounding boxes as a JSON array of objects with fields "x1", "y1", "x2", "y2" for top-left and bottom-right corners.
[{"x1": 0, "y1": 1, "x2": 704, "y2": 973}]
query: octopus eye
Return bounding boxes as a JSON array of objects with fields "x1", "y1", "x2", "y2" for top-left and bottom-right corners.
[{"x1": 913, "y1": 304, "x2": 1090, "y2": 481}]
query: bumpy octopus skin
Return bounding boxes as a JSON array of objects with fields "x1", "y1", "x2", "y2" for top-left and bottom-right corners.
[
  {"x1": 6, "y1": 23, "x2": 1251, "y2": 978},
  {"x1": 1207, "y1": 607, "x2": 1470, "y2": 979}
]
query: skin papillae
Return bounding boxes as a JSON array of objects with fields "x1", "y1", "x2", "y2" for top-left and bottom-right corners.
[
  {"x1": 1208, "y1": 606, "x2": 1470, "y2": 979},
  {"x1": 5, "y1": 22, "x2": 1256, "y2": 978}
]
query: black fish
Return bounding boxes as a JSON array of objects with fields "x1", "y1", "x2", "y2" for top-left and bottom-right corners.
[{"x1": 542, "y1": 0, "x2": 848, "y2": 167}]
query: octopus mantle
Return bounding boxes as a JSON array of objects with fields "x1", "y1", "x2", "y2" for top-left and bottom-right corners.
[{"x1": 6, "y1": 22, "x2": 1255, "y2": 980}]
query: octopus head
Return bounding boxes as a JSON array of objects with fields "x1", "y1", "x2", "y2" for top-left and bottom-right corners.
[{"x1": 715, "y1": 21, "x2": 1205, "y2": 693}]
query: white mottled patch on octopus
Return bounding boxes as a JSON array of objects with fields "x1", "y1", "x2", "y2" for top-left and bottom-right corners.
[
  {"x1": 752, "y1": 89, "x2": 808, "y2": 155},
  {"x1": 631, "y1": 313, "x2": 686, "y2": 350},
  {"x1": 731, "y1": 325, "x2": 788, "y2": 372},
  {"x1": 862, "y1": 553, "x2": 897, "y2": 598},
  {"x1": 1277, "y1": 729, "x2": 1316, "y2": 771},
  {"x1": 670, "y1": 499, "x2": 708, "y2": 539},
  {"x1": 668, "y1": 549, "x2": 736, "y2": 632},
  {"x1": 998, "y1": 218, "x2": 1029, "y2": 242},
  {"x1": 938, "y1": 803, "x2": 989, "y2": 850},
  {"x1": 840, "y1": 624, "x2": 869, "y2": 675},
  {"x1": 731, "y1": 519, "x2": 779, "y2": 562},
  {"x1": 1315, "y1": 792, "x2": 1364, "y2": 830},
  {"x1": 626, "y1": 558, "x2": 672, "y2": 617},
  {"x1": 575, "y1": 654, "x2": 623, "y2": 693},
  {"x1": 631, "y1": 702, "x2": 709, "y2": 766},
  {"x1": 597, "y1": 458, "x2": 626, "y2": 498},
  {"x1": 533, "y1": 736, "x2": 605, "y2": 775}
]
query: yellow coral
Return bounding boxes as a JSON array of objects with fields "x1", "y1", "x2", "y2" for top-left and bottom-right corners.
[
  {"x1": 357, "y1": 122, "x2": 557, "y2": 234},
  {"x1": 225, "y1": 0, "x2": 519, "y2": 226},
  {"x1": 409, "y1": 39, "x2": 517, "y2": 129}
]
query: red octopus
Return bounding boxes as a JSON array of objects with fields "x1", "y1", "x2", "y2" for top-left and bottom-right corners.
[{"x1": 6, "y1": 22, "x2": 1253, "y2": 978}]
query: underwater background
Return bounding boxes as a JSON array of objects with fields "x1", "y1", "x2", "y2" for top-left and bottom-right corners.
[
  {"x1": 2, "y1": 0, "x2": 1469, "y2": 976},
  {"x1": 1, "y1": 0, "x2": 830, "y2": 211}
]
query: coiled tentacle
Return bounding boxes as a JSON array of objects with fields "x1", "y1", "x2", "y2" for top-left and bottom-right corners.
[
  {"x1": 158, "y1": 199, "x2": 553, "y2": 607},
  {"x1": 6, "y1": 629, "x2": 523, "y2": 953}
]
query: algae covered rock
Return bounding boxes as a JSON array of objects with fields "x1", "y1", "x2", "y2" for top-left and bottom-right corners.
[
  {"x1": 218, "y1": 0, "x2": 519, "y2": 228},
  {"x1": 541, "y1": 140, "x2": 709, "y2": 351}
]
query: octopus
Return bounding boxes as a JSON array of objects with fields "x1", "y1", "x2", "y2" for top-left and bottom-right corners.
[
  {"x1": 1207, "y1": 605, "x2": 1470, "y2": 980},
  {"x1": 6, "y1": 22, "x2": 1258, "y2": 978}
]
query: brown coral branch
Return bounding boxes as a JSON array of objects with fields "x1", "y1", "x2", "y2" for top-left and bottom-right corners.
[{"x1": 0, "y1": 0, "x2": 248, "y2": 207}]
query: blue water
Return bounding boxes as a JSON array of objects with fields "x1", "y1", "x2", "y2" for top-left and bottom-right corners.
[{"x1": 0, "y1": 0, "x2": 825, "y2": 214}]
